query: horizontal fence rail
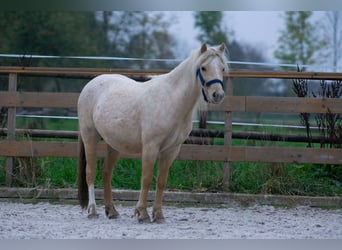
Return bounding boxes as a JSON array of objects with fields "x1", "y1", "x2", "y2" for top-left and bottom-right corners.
[
  {"x1": 2, "y1": 66, "x2": 342, "y2": 80},
  {"x1": 0, "y1": 141, "x2": 341, "y2": 165},
  {"x1": 0, "y1": 66, "x2": 342, "y2": 186},
  {"x1": 0, "y1": 128, "x2": 336, "y2": 144},
  {"x1": 1, "y1": 92, "x2": 342, "y2": 113}
]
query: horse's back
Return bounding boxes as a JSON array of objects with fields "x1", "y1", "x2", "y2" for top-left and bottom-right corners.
[
  {"x1": 78, "y1": 74, "x2": 139, "y2": 114},
  {"x1": 79, "y1": 74, "x2": 136, "y2": 100}
]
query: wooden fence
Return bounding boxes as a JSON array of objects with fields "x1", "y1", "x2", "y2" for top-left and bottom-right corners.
[{"x1": 0, "y1": 67, "x2": 342, "y2": 186}]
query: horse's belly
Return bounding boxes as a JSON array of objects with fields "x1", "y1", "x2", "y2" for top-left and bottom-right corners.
[
  {"x1": 106, "y1": 132, "x2": 142, "y2": 154},
  {"x1": 95, "y1": 116, "x2": 142, "y2": 154}
]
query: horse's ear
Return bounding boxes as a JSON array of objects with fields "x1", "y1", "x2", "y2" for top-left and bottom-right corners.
[
  {"x1": 200, "y1": 43, "x2": 207, "y2": 54},
  {"x1": 218, "y1": 43, "x2": 226, "y2": 52}
]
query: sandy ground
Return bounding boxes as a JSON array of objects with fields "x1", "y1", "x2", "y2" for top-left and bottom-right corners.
[{"x1": 0, "y1": 201, "x2": 341, "y2": 239}]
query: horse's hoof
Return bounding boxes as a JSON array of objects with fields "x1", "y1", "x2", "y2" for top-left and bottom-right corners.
[
  {"x1": 138, "y1": 216, "x2": 151, "y2": 224},
  {"x1": 87, "y1": 204, "x2": 99, "y2": 219},
  {"x1": 107, "y1": 211, "x2": 119, "y2": 219},
  {"x1": 87, "y1": 213, "x2": 99, "y2": 219},
  {"x1": 152, "y1": 209, "x2": 165, "y2": 224},
  {"x1": 135, "y1": 208, "x2": 151, "y2": 223},
  {"x1": 105, "y1": 206, "x2": 119, "y2": 219},
  {"x1": 153, "y1": 217, "x2": 166, "y2": 224}
]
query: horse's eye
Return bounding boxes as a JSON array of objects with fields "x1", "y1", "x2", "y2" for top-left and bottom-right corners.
[
  {"x1": 201, "y1": 66, "x2": 206, "y2": 72},
  {"x1": 222, "y1": 68, "x2": 225, "y2": 72}
]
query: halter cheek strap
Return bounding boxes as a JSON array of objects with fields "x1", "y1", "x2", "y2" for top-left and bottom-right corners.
[{"x1": 196, "y1": 68, "x2": 224, "y2": 102}]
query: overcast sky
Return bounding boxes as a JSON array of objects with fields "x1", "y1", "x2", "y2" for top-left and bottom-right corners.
[
  {"x1": 169, "y1": 11, "x2": 282, "y2": 61},
  {"x1": 170, "y1": 11, "x2": 328, "y2": 67}
]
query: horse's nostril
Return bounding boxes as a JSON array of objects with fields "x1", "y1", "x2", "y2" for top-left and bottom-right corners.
[
  {"x1": 213, "y1": 91, "x2": 224, "y2": 102},
  {"x1": 213, "y1": 91, "x2": 222, "y2": 98}
]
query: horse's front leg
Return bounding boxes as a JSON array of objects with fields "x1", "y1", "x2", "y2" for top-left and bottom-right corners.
[
  {"x1": 102, "y1": 145, "x2": 120, "y2": 219},
  {"x1": 135, "y1": 147, "x2": 159, "y2": 223},
  {"x1": 153, "y1": 145, "x2": 181, "y2": 223}
]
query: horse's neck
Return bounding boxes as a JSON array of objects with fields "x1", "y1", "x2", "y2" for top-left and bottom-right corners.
[
  {"x1": 169, "y1": 53, "x2": 200, "y2": 96},
  {"x1": 165, "y1": 56, "x2": 201, "y2": 114}
]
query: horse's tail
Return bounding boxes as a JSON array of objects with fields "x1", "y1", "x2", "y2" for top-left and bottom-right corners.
[{"x1": 78, "y1": 133, "x2": 88, "y2": 209}]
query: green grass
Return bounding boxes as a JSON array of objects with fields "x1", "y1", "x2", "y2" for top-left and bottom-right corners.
[
  {"x1": 16, "y1": 117, "x2": 78, "y2": 131},
  {"x1": 167, "y1": 160, "x2": 224, "y2": 192},
  {"x1": 1, "y1": 155, "x2": 341, "y2": 196},
  {"x1": 1, "y1": 116, "x2": 341, "y2": 196},
  {"x1": 230, "y1": 162, "x2": 342, "y2": 196}
]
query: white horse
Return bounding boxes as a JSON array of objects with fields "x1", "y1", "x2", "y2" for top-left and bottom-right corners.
[{"x1": 77, "y1": 43, "x2": 228, "y2": 223}]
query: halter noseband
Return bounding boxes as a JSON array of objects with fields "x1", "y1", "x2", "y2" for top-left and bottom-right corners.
[{"x1": 196, "y1": 68, "x2": 224, "y2": 102}]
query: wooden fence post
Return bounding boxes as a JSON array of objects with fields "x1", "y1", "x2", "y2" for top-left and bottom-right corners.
[
  {"x1": 222, "y1": 77, "x2": 233, "y2": 186},
  {"x1": 5, "y1": 73, "x2": 17, "y2": 186}
]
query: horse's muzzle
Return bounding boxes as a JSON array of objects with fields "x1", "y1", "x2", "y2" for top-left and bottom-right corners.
[{"x1": 212, "y1": 91, "x2": 225, "y2": 104}]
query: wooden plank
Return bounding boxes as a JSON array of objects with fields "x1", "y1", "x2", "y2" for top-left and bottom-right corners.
[
  {"x1": 1, "y1": 66, "x2": 342, "y2": 80},
  {"x1": 0, "y1": 141, "x2": 139, "y2": 159},
  {"x1": 6, "y1": 73, "x2": 17, "y2": 186},
  {"x1": 0, "y1": 141, "x2": 102, "y2": 158},
  {"x1": 1, "y1": 141, "x2": 341, "y2": 164},
  {"x1": 0, "y1": 92, "x2": 79, "y2": 108},
  {"x1": 245, "y1": 97, "x2": 342, "y2": 114},
  {"x1": 0, "y1": 141, "x2": 234, "y2": 161},
  {"x1": 208, "y1": 96, "x2": 245, "y2": 112},
  {"x1": 210, "y1": 96, "x2": 342, "y2": 113},
  {"x1": 228, "y1": 70, "x2": 342, "y2": 80},
  {"x1": 244, "y1": 147, "x2": 342, "y2": 164},
  {"x1": 0, "y1": 141, "x2": 77, "y2": 158},
  {"x1": 1, "y1": 93, "x2": 342, "y2": 114},
  {"x1": 0, "y1": 128, "x2": 334, "y2": 144},
  {"x1": 178, "y1": 145, "x2": 231, "y2": 161},
  {"x1": 6, "y1": 75, "x2": 17, "y2": 140},
  {"x1": 0, "y1": 67, "x2": 168, "y2": 78},
  {"x1": 1, "y1": 187, "x2": 341, "y2": 207},
  {"x1": 222, "y1": 77, "x2": 234, "y2": 184}
]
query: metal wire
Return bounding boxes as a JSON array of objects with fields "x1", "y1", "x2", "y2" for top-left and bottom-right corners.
[
  {"x1": 15, "y1": 114, "x2": 318, "y2": 130},
  {"x1": 0, "y1": 53, "x2": 340, "y2": 71}
]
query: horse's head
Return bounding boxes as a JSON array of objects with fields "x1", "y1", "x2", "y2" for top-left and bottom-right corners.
[{"x1": 196, "y1": 43, "x2": 228, "y2": 104}]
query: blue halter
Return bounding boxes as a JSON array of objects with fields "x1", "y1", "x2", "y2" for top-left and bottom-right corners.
[{"x1": 196, "y1": 68, "x2": 224, "y2": 102}]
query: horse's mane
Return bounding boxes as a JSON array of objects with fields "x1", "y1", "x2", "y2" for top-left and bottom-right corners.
[{"x1": 146, "y1": 44, "x2": 229, "y2": 85}]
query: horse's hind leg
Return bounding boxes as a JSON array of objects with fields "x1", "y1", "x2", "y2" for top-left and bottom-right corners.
[
  {"x1": 83, "y1": 133, "x2": 100, "y2": 219},
  {"x1": 102, "y1": 145, "x2": 120, "y2": 219},
  {"x1": 153, "y1": 145, "x2": 181, "y2": 223}
]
